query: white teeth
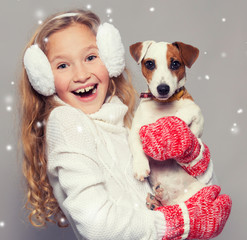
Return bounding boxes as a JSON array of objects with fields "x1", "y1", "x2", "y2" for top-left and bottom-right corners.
[
  {"x1": 92, "y1": 88, "x2": 96, "y2": 94},
  {"x1": 75, "y1": 85, "x2": 94, "y2": 94}
]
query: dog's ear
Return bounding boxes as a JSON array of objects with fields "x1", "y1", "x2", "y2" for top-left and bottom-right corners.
[
  {"x1": 172, "y1": 42, "x2": 199, "y2": 68},
  {"x1": 129, "y1": 41, "x2": 154, "y2": 64}
]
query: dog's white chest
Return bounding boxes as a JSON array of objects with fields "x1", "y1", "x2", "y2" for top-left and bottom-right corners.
[{"x1": 136, "y1": 98, "x2": 188, "y2": 125}]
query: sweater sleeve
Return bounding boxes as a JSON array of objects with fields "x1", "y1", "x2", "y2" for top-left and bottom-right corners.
[{"x1": 46, "y1": 106, "x2": 166, "y2": 240}]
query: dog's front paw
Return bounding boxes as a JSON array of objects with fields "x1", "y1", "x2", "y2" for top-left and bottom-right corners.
[{"x1": 133, "y1": 160, "x2": 150, "y2": 181}]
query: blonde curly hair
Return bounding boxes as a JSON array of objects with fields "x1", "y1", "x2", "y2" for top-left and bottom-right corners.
[{"x1": 19, "y1": 9, "x2": 136, "y2": 228}]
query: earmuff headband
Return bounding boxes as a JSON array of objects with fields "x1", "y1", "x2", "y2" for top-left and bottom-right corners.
[{"x1": 23, "y1": 13, "x2": 125, "y2": 96}]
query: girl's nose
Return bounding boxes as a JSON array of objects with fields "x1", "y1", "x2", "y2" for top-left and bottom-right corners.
[{"x1": 73, "y1": 64, "x2": 91, "y2": 82}]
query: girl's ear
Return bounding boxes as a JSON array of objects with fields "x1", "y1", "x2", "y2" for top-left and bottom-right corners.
[
  {"x1": 23, "y1": 44, "x2": 55, "y2": 96},
  {"x1": 172, "y1": 42, "x2": 199, "y2": 68},
  {"x1": 96, "y1": 23, "x2": 125, "y2": 78}
]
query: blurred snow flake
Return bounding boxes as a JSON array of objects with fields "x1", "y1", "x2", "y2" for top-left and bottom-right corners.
[
  {"x1": 0, "y1": 221, "x2": 5, "y2": 227},
  {"x1": 6, "y1": 106, "x2": 12, "y2": 112},
  {"x1": 86, "y1": 4, "x2": 92, "y2": 9},
  {"x1": 5, "y1": 95, "x2": 13, "y2": 104},
  {"x1": 106, "y1": 8, "x2": 112, "y2": 15},
  {"x1": 6, "y1": 145, "x2": 13, "y2": 151},
  {"x1": 237, "y1": 108, "x2": 243, "y2": 114},
  {"x1": 222, "y1": 18, "x2": 226, "y2": 22},
  {"x1": 221, "y1": 52, "x2": 227, "y2": 58},
  {"x1": 36, "y1": 121, "x2": 43, "y2": 128},
  {"x1": 205, "y1": 75, "x2": 210, "y2": 80},
  {"x1": 149, "y1": 7, "x2": 155, "y2": 12},
  {"x1": 230, "y1": 123, "x2": 239, "y2": 135}
]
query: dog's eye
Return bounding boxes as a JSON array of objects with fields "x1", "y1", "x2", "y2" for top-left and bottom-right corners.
[
  {"x1": 170, "y1": 60, "x2": 181, "y2": 70},
  {"x1": 145, "y1": 60, "x2": 155, "y2": 70}
]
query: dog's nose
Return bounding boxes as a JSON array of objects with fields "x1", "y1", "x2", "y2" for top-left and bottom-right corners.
[{"x1": 157, "y1": 84, "x2": 170, "y2": 96}]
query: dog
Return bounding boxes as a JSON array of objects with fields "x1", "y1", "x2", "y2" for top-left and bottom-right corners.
[{"x1": 129, "y1": 41, "x2": 205, "y2": 206}]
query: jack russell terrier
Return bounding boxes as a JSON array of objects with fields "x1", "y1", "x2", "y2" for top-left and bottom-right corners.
[{"x1": 129, "y1": 41, "x2": 206, "y2": 206}]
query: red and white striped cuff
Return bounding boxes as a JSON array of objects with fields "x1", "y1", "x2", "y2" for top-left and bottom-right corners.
[
  {"x1": 179, "y1": 139, "x2": 210, "y2": 177},
  {"x1": 156, "y1": 202, "x2": 190, "y2": 240}
]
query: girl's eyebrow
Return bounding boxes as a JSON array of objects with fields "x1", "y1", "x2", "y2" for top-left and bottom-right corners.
[{"x1": 50, "y1": 44, "x2": 98, "y2": 63}]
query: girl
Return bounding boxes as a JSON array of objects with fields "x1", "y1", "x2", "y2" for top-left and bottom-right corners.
[{"x1": 19, "y1": 9, "x2": 231, "y2": 240}]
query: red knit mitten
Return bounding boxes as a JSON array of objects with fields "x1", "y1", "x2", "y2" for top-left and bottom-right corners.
[
  {"x1": 156, "y1": 185, "x2": 232, "y2": 240},
  {"x1": 139, "y1": 116, "x2": 210, "y2": 176}
]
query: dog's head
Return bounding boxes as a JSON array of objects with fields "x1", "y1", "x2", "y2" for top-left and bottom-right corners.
[{"x1": 129, "y1": 41, "x2": 199, "y2": 100}]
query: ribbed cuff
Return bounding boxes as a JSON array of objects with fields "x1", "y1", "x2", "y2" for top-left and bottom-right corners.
[
  {"x1": 179, "y1": 139, "x2": 210, "y2": 177},
  {"x1": 153, "y1": 211, "x2": 167, "y2": 240}
]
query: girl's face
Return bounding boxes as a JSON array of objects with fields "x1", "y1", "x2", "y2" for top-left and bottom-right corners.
[{"x1": 46, "y1": 23, "x2": 110, "y2": 114}]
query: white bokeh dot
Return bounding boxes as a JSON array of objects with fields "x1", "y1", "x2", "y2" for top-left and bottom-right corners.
[
  {"x1": 36, "y1": 121, "x2": 43, "y2": 128},
  {"x1": 6, "y1": 106, "x2": 12, "y2": 112},
  {"x1": 149, "y1": 7, "x2": 155, "y2": 12},
  {"x1": 35, "y1": 9, "x2": 44, "y2": 19},
  {"x1": 106, "y1": 8, "x2": 112, "y2": 14},
  {"x1": 0, "y1": 221, "x2": 5, "y2": 227},
  {"x1": 222, "y1": 18, "x2": 226, "y2": 22},
  {"x1": 231, "y1": 123, "x2": 239, "y2": 135},
  {"x1": 6, "y1": 145, "x2": 12, "y2": 151},
  {"x1": 108, "y1": 18, "x2": 113, "y2": 23},
  {"x1": 221, "y1": 52, "x2": 227, "y2": 58},
  {"x1": 86, "y1": 4, "x2": 92, "y2": 9},
  {"x1": 205, "y1": 75, "x2": 210, "y2": 80},
  {"x1": 5, "y1": 95, "x2": 13, "y2": 104},
  {"x1": 237, "y1": 108, "x2": 243, "y2": 114},
  {"x1": 11, "y1": 81, "x2": 15, "y2": 85},
  {"x1": 38, "y1": 20, "x2": 43, "y2": 25}
]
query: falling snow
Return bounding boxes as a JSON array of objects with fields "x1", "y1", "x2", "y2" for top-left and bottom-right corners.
[
  {"x1": 237, "y1": 108, "x2": 243, "y2": 114},
  {"x1": 221, "y1": 52, "x2": 227, "y2": 58},
  {"x1": 149, "y1": 7, "x2": 155, "y2": 12},
  {"x1": 6, "y1": 145, "x2": 12, "y2": 151},
  {"x1": 0, "y1": 221, "x2": 5, "y2": 227},
  {"x1": 230, "y1": 123, "x2": 239, "y2": 135},
  {"x1": 6, "y1": 106, "x2": 12, "y2": 112}
]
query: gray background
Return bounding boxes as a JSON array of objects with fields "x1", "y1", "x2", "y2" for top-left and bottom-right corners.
[{"x1": 0, "y1": 0, "x2": 246, "y2": 239}]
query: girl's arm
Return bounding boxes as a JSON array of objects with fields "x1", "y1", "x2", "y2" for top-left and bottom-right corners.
[{"x1": 46, "y1": 106, "x2": 166, "y2": 240}]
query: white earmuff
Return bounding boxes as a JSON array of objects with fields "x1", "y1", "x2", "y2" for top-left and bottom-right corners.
[
  {"x1": 24, "y1": 44, "x2": 55, "y2": 96},
  {"x1": 96, "y1": 23, "x2": 125, "y2": 78},
  {"x1": 23, "y1": 13, "x2": 125, "y2": 96}
]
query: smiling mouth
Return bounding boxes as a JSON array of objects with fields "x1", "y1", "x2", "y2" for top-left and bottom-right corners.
[{"x1": 72, "y1": 84, "x2": 98, "y2": 98}]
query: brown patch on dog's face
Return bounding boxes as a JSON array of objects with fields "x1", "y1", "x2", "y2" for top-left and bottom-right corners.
[
  {"x1": 141, "y1": 58, "x2": 156, "y2": 83},
  {"x1": 166, "y1": 44, "x2": 186, "y2": 81}
]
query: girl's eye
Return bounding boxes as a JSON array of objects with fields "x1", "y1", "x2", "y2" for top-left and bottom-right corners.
[
  {"x1": 86, "y1": 55, "x2": 97, "y2": 62},
  {"x1": 57, "y1": 63, "x2": 68, "y2": 69}
]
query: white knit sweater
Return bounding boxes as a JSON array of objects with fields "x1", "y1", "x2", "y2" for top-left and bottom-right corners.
[{"x1": 46, "y1": 96, "x2": 166, "y2": 240}]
